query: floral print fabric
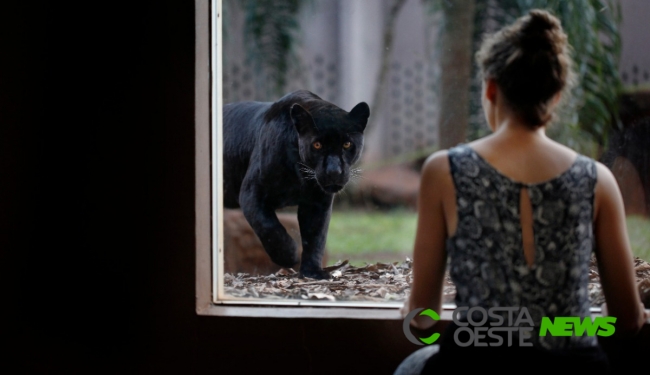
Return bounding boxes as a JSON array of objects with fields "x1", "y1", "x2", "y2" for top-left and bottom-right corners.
[{"x1": 446, "y1": 144, "x2": 598, "y2": 349}]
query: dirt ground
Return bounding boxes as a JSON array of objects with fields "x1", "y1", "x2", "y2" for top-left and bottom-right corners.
[{"x1": 224, "y1": 255, "x2": 650, "y2": 307}]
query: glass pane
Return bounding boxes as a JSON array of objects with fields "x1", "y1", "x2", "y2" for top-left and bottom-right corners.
[{"x1": 217, "y1": 0, "x2": 650, "y2": 309}]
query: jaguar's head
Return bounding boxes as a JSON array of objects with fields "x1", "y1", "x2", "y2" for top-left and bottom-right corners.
[{"x1": 290, "y1": 101, "x2": 370, "y2": 194}]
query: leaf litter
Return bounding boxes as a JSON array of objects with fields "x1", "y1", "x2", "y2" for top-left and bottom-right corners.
[{"x1": 224, "y1": 256, "x2": 650, "y2": 306}]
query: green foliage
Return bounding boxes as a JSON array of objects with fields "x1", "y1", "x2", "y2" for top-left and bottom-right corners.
[
  {"x1": 518, "y1": 0, "x2": 623, "y2": 147},
  {"x1": 424, "y1": 0, "x2": 623, "y2": 154},
  {"x1": 229, "y1": 0, "x2": 306, "y2": 97}
]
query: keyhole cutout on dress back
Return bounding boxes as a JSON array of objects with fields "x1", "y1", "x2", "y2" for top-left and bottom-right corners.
[{"x1": 519, "y1": 187, "x2": 536, "y2": 268}]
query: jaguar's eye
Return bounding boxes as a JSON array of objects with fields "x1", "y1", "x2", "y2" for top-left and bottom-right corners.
[
  {"x1": 343, "y1": 141, "x2": 351, "y2": 149},
  {"x1": 313, "y1": 141, "x2": 322, "y2": 149}
]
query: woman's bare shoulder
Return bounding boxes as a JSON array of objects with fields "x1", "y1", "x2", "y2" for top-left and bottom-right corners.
[
  {"x1": 593, "y1": 160, "x2": 622, "y2": 217},
  {"x1": 594, "y1": 161, "x2": 621, "y2": 201},
  {"x1": 554, "y1": 141, "x2": 580, "y2": 159},
  {"x1": 594, "y1": 160, "x2": 616, "y2": 182},
  {"x1": 421, "y1": 150, "x2": 451, "y2": 177}
]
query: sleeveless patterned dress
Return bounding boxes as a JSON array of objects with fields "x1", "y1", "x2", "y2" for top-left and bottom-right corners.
[{"x1": 446, "y1": 144, "x2": 598, "y2": 350}]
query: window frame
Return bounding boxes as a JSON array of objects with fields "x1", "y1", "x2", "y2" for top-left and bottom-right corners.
[
  {"x1": 194, "y1": 0, "x2": 429, "y2": 318},
  {"x1": 194, "y1": 0, "x2": 607, "y2": 319}
]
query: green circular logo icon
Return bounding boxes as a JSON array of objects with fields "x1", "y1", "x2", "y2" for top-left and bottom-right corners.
[{"x1": 402, "y1": 308, "x2": 440, "y2": 345}]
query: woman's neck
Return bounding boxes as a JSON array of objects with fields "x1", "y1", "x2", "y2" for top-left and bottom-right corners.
[
  {"x1": 488, "y1": 86, "x2": 553, "y2": 140},
  {"x1": 492, "y1": 118, "x2": 547, "y2": 139}
]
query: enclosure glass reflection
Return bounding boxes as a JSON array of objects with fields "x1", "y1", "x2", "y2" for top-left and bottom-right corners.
[{"x1": 215, "y1": 0, "x2": 650, "y2": 307}]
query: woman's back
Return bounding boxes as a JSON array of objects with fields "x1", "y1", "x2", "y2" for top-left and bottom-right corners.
[
  {"x1": 445, "y1": 142, "x2": 598, "y2": 349},
  {"x1": 469, "y1": 130, "x2": 578, "y2": 187}
]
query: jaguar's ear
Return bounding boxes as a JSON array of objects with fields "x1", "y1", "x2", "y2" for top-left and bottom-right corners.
[
  {"x1": 290, "y1": 103, "x2": 317, "y2": 135},
  {"x1": 349, "y1": 102, "x2": 370, "y2": 132}
]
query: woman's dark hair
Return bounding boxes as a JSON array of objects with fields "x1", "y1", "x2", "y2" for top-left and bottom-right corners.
[{"x1": 476, "y1": 9, "x2": 575, "y2": 127}]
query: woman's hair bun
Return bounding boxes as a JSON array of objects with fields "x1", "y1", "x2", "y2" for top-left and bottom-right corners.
[
  {"x1": 519, "y1": 9, "x2": 566, "y2": 53},
  {"x1": 522, "y1": 9, "x2": 561, "y2": 35},
  {"x1": 475, "y1": 9, "x2": 574, "y2": 127}
]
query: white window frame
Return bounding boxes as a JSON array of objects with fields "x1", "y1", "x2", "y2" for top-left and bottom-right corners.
[
  {"x1": 194, "y1": 0, "x2": 449, "y2": 318},
  {"x1": 194, "y1": 0, "x2": 606, "y2": 320}
]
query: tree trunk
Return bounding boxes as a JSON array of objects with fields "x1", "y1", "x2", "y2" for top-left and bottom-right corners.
[{"x1": 437, "y1": 0, "x2": 476, "y2": 149}]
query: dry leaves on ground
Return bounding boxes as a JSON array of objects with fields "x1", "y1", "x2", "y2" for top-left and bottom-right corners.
[{"x1": 224, "y1": 256, "x2": 650, "y2": 307}]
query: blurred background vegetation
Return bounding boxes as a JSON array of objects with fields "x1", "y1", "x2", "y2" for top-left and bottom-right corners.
[
  {"x1": 223, "y1": 0, "x2": 650, "y2": 265},
  {"x1": 327, "y1": 212, "x2": 650, "y2": 267}
]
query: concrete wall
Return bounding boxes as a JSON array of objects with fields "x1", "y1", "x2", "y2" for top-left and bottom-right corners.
[{"x1": 620, "y1": 0, "x2": 650, "y2": 89}]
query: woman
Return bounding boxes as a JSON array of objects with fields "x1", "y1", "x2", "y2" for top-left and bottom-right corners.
[{"x1": 396, "y1": 9, "x2": 646, "y2": 374}]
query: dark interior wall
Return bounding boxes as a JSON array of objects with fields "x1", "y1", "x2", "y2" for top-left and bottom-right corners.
[
  {"x1": 0, "y1": 1, "x2": 417, "y2": 373},
  {"x1": 2, "y1": 0, "x2": 161, "y2": 371},
  {"x1": 1, "y1": 1, "x2": 648, "y2": 374}
]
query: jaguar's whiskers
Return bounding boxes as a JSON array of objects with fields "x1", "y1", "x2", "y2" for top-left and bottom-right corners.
[
  {"x1": 297, "y1": 162, "x2": 317, "y2": 181},
  {"x1": 349, "y1": 167, "x2": 364, "y2": 182}
]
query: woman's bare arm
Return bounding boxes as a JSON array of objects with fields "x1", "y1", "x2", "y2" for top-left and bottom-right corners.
[
  {"x1": 401, "y1": 151, "x2": 452, "y2": 329},
  {"x1": 593, "y1": 162, "x2": 646, "y2": 337}
]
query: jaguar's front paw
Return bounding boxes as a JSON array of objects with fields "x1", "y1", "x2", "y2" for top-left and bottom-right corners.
[
  {"x1": 245, "y1": 208, "x2": 301, "y2": 268},
  {"x1": 269, "y1": 250, "x2": 300, "y2": 269},
  {"x1": 299, "y1": 266, "x2": 331, "y2": 280},
  {"x1": 266, "y1": 239, "x2": 300, "y2": 268}
]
